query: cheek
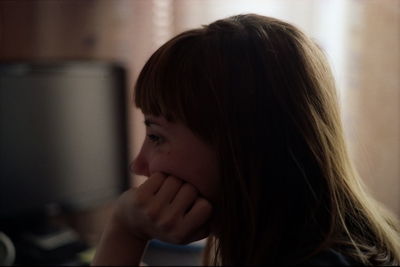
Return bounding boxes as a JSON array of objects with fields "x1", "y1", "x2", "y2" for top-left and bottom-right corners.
[
  {"x1": 194, "y1": 156, "x2": 219, "y2": 201},
  {"x1": 145, "y1": 144, "x2": 186, "y2": 179},
  {"x1": 146, "y1": 149, "x2": 174, "y2": 176},
  {"x1": 148, "y1": 153, "x2": 192, "y2": 183},
  {"x1": 145, "y1": 143, "x2": 219, "y2": 201},
  {"x1": 170, "y1": 148, "x2": 219, "y2": 201}
]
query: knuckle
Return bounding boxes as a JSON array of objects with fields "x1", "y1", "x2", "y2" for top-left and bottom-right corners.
[
  {"x1": 146, "y1": 205, "x2": 161, "y2": 222},
  {"x1": 166, "y1": 176, "x2": 182, "y2": 187},
  {"x1": 182, "y1": 183, "x2": 198, "y2": 195},
  {"x1": 133, "y1": 190, "x2": 148, "y2": 208},
  {"x1": 159, "y1": 215, "x2": 178, "y2": 232},
  {"x1": 152, "y1": 172, "x2": 166, "y2": 181},
  {"x1": 148, "y1": 172, "x2": 165, "y2": 185},
  {"x1": 198, "y1": 198, "x2": 213, "y2": 212}
]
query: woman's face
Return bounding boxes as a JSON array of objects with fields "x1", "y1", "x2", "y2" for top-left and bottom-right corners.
[{"x1": 131, "y1": 114, "x2": 220, "y2": 203}]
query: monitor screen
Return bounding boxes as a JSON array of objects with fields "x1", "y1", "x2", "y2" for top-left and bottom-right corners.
[{"x1": 0, "y1": 62, "x2": 129, "y2": 219}]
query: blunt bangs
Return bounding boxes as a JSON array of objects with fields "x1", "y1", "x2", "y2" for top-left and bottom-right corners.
[{"x1": 134, "y1": 29, "x2": 209, "y2": 125}]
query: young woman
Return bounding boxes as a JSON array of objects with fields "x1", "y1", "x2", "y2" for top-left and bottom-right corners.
[{"x1": 92, "y1": 14, "x2": 400, "y2": 265}]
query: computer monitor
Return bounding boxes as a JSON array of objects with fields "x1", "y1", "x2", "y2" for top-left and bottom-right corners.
[{"x1": 0, "y1": 61, "x2": 130, "y2": 220}]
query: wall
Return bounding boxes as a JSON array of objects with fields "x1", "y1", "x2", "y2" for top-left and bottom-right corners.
[{"x1": 343, "y1": 0, "x2": 400, "y2": 215}]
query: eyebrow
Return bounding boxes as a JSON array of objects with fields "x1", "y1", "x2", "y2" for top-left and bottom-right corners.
[{"x1": 144, "y1": 119, "x2": 162, "y2": 127}]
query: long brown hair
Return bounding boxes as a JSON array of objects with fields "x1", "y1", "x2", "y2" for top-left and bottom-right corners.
[{"x1": 134, "y1": 14, "x2": 400, "y2": 265}]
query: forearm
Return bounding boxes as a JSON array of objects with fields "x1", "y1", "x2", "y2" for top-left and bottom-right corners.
[{"x1": 91, "y1": 219, "x2": 149, "y2": 266}]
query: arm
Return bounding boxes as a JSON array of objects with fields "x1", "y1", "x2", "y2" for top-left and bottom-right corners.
[{"x1": 91, "y1": 217, "x2": 148, "y2": 266}]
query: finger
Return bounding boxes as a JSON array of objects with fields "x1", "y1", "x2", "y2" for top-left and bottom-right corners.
[
  {"x1": 182, "y1": 197, "x2": 213, "y2": 231},
  {"x1": 138, "y1": 172, "x2": 166, "y2": 195},
  {"x1": 170, "y1": 183, "x2": 198, "y2": 214},
  {"x1": 154, "y1": 176, "x2": 183, "y2": 203}
]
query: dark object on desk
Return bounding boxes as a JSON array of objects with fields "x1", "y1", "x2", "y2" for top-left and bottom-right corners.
[{"x1": 11, "y1": 222, "x2": 89, "y2": 265}]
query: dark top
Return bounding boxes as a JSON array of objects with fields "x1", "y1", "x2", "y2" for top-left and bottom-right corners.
[{"x1": 302, "y1": 249, "x2": 358, "y2": 266}]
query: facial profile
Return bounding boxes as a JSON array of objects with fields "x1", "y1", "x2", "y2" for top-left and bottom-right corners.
[{"x1": 132, "y1": 115, "x2": 220, "y2": 203}]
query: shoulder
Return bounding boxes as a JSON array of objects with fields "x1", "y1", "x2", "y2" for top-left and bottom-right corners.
[{"x1": 301, "y1": 249, "x2": 359, "y2": 266}]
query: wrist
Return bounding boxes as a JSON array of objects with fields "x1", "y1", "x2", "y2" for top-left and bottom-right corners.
[{"x1": 92, "y1": 217, "x2": 149, "y2": 266}]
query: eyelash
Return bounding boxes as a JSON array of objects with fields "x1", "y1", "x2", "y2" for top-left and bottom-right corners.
[{"x1": 147, "y1": 134, "x2": 163, "y2": 146}]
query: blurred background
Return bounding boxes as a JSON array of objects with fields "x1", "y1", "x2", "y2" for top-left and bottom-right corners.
[{"x1": 0, "y1": 0, "x2": 399, "y2": 265}]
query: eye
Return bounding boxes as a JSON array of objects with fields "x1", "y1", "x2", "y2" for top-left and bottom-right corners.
[{"x1": 147, "y1": 134, "x2": 163, "y2": 145}]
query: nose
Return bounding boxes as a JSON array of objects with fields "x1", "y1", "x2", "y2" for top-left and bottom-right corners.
[{"x1": 130, "y1": 152, "x2": 150, "y2": 177}]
